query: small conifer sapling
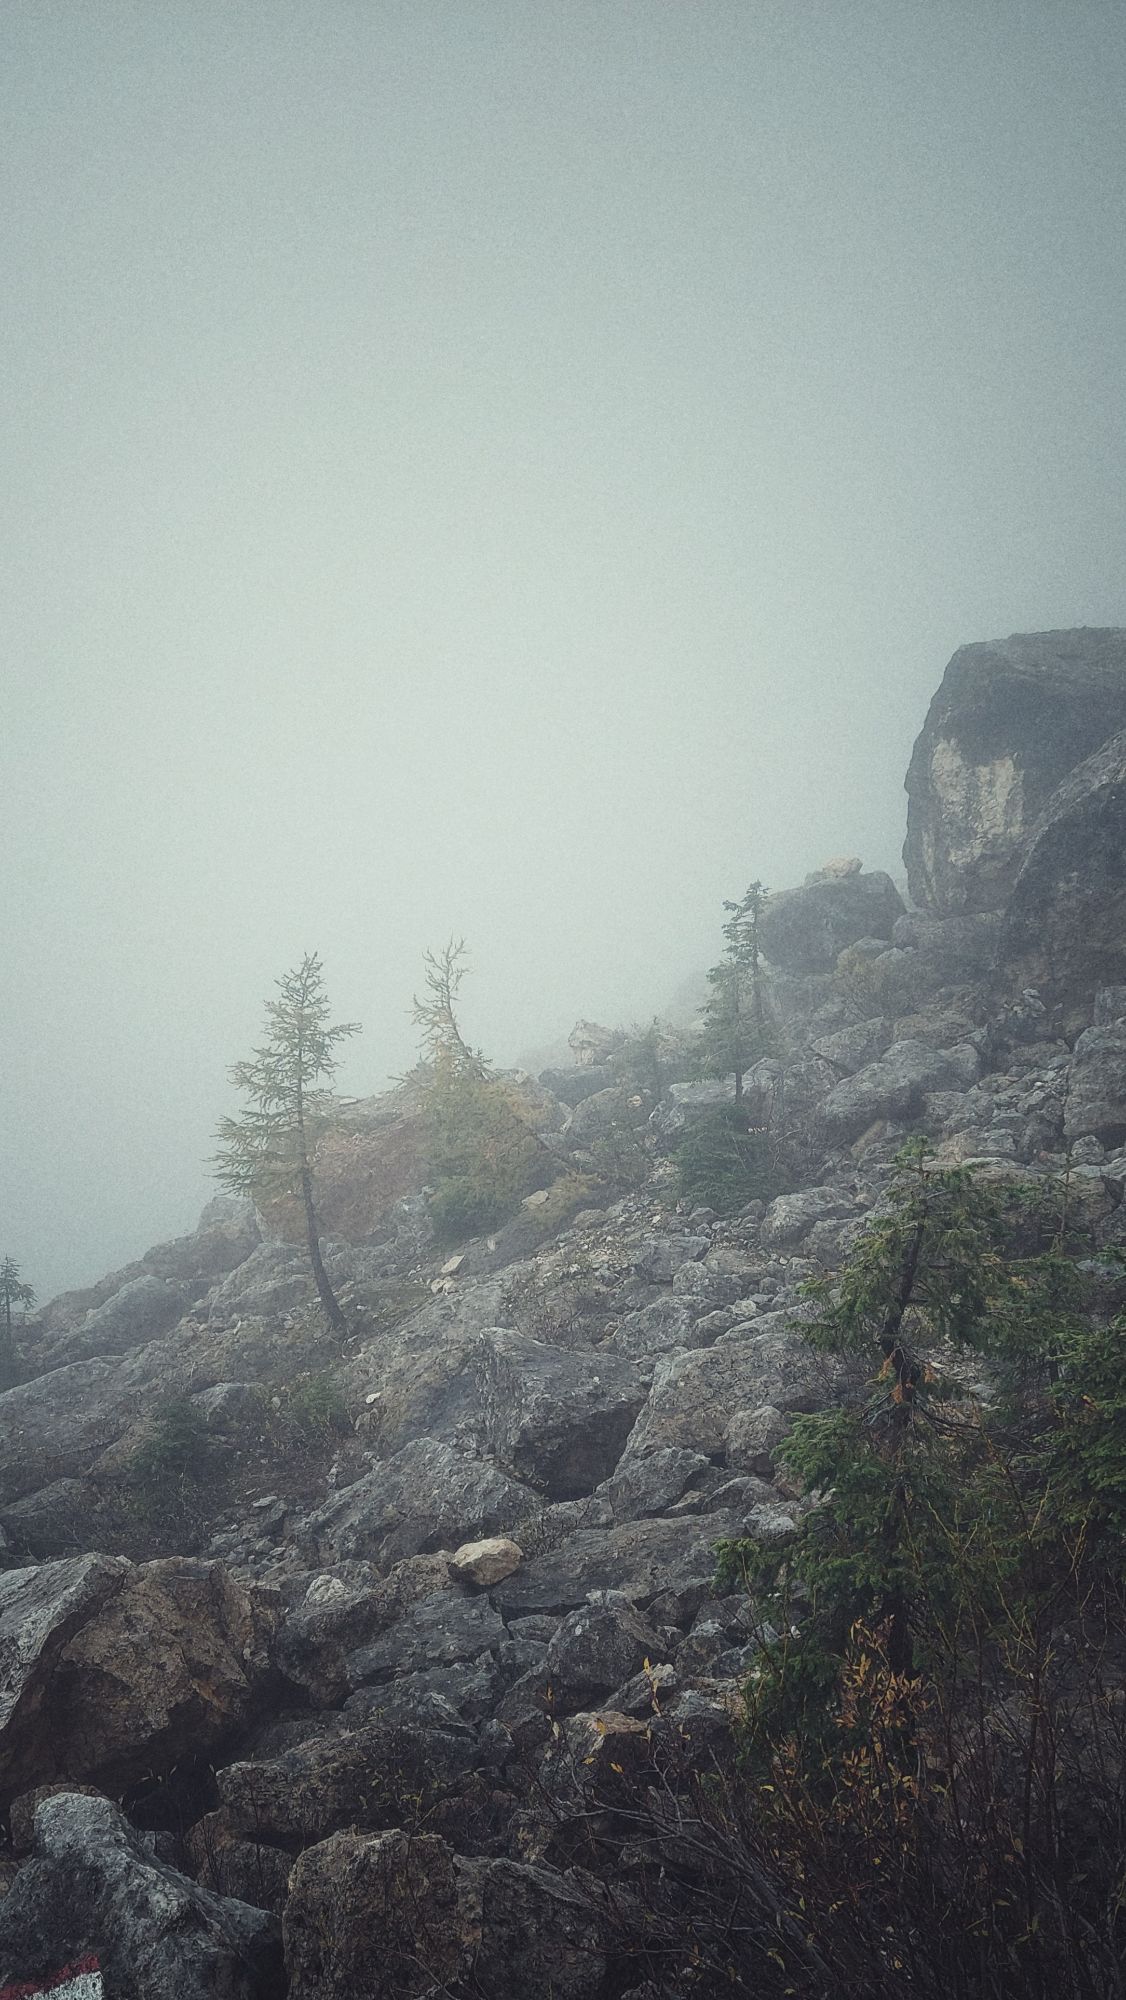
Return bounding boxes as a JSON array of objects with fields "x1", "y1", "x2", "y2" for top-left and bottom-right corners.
[
  {"x1": 0, "y1": 1255, "x2": 35, "y2": 1374},
  {"x1": 697, "y1": 881, "x2": 773, "y2": 1100}
]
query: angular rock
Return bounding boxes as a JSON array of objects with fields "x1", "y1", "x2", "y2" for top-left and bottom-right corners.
[
  {"x1": 491, "y1": 1511, "x2": 745, "y2": 1618},
  {"x1": 64, "y1": 1276, "x2": 189, "y2": 1363},
  {"x1": 1005, "y1": 728, "x2": 1126, "y2": 1005},
  {"x1": 284, "y1": 1827, "x2": 608, "y2": 2000},
  {"x1": 904, "y1": 628, "x2": 1126, "y2": 914},
  {"x1": 450, "y1": 1535, "x2": 523, "y2": 1586},
  {"x1": 544, "y1": 1592, "x2": 667, "y2": 1712},
  {"x1": 760, "y1": 1187, "x2": 854, "y2": 1250},
  {"x1": 726, "y1": 1403, "x2": 790, "y2": 1476},
  {"x1": 538, "y1": 1062, "x2": 617, "y2": 1107},
  {"x1": 633, "y1": 1235, "x2": 710, "y2": 1283},
  {"x1": 0, "y1": 1302, "x2": 341, "y2": 1506},
  {"x1": 821, "y1": 1040, "x2": 980, "y2": 1144},
  {"x1": 192, "y1": 1381, "x2": 267, "y2": 1432},
  {"x1": 810, "y1": 1017, "x2": 892, "y2": 1074},
  {"x1": 624, "y1": 1322, "x2": 839, "y2": 1464},
  {"x1": 1064, "y1": 1027, "x2": 1126, "y2": 1145},
  {"x1": 218, "y1": 1719, "x2": 483, "y2": 1848},
  {"x1": 0, "y1": 1792, "x2": 281, "y2": 1999},
  {"x1": 209, "y1": 1241, "x2": 312, "y2": 1318},
  {"x1": 186, "y1": 1812, "x2": 293, "y2": 1915},
  {"x1": 605, "y1": 1446, "x2": 710, "y2": 1521},
  {"x1": 347, "y1": 1592, "x2": 506, "y2": 1686},
  {"x1": 0, "y1": 1555, "x2": 276, "y2": 1808},
  {"x1": 284, "y1": 1827, "x2": 463, "y2": 1998},
  {"x1": 0, "y1": 1478, "x2": 95, "y2": 1560},
  {"x1": 891, "y1": 909, "x2": 1004, "y2": 980},
  {"x1": 760, "y1": 868, "x2": 905, "y2": 973},
  {"x1": 474, "y1": 1330, "x2": 646, "y2": 1499},
  {"x1": 567, "y1": 1086, "x2": 644, "y2": 1143},
  {"x1": 344, "y1": 1656, "x2": 502, "y2": 1732},
  {"x1": 301, "y1": 1438, "x2": 535, "y2": 1567},
  {"x1": 608, "y1": 1296, "x2": 708, "y2": 1373}
]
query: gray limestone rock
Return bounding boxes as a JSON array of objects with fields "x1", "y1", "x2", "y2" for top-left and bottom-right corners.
[
  {"x1": 759, "y1": 1187, "x2": 854, "y2": 1251},
  {"x1": 604, "y1": 1446, "x2": 710, "y2": 1521},
  {"x1": 607, "y1": 1296, "x2": 710, "y2": 1375},
  {"x1": 209, "y1": 1241, "x2": 311, "y2": 1318},
  {"x1": 544, "y1": 1591, "x2": 668, "y2": 1712},
  {"x1": 760, "y1": 869, "x2": 905, "y2": 974},
  {"x1": 1064, "y1": 1027, "x2": 1126, "y2": 1145},
  {"x1": 284, "y1": 1827, "x2": 608, "y2": 2000},
  {"x1": 1004, "y1": 727, "x2": 1126, "y2": 1006},
  {"x1": 301, "y1": 1438, "x2": 535, "y2": 1567},
  {"x1": 0, "y1": 1791, "x2": 281, "y2": 2000},
  {"x1": 821, "y1": 1039, "x2": 980, "y2": 1144},
  {"x1": 624, "y1": 1322, "x2": 840, "y2": 1465},
  {"x1": 904, "y1": 628, "x2": 1126, "y2": 914},
  {"x1": 217, "y1": 1719, "x2": 485, "y2": 1848},
  {"x1": 66, "y1": 1276, "x2": 189, "y2": 1362},
  {"x1": 810, "y1": 1018, "x2": 892, "y2": 1074},
  {"x1": 473, "y1": 1329, "x2": 646, "y2": 1499},
  {"x1": 633, "y1": 1234, "x2": 710, "y2": 1283},
  {"x1": 346, "y1": 1592, "x2": 507, "y2": 1687},
  {"x1": 490, "y1": 1511, "x2": 746, "y2": 1618}
]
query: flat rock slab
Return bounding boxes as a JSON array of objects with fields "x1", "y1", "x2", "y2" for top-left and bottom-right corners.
[
  {"x1": 489, "y1": 1511, "x2": 745, "y2": 1618},
  {"x1": 301, "y1": 1438, "x2": 535, "y2": 1567}
]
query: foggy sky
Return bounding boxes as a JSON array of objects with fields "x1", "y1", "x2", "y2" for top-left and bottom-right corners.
[{"x1": 3, "y1": 3, "x2": 1125, "y2": 1301}]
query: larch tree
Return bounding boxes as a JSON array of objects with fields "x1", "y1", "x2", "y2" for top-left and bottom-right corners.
[{"x1": 214, "y1": 953, "x2": 359, "y2": 1334}]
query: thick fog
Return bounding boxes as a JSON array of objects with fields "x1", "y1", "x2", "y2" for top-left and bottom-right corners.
[{"x1": 3, "y1": 4, "x2": 1125, "y2": 1301}]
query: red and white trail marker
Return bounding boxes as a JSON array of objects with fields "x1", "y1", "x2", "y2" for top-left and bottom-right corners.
[{"x1": 0, "y1": 1957, "x2": 103, "y2": 2000}]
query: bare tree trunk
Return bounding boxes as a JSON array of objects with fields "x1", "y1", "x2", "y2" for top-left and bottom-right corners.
[
  {"x1": 301, "y1": 1160, "x2": 347, "y2": 1336},
  {"x1": 294, "y1": 1055, "x2": 347, "y2": 1336}
]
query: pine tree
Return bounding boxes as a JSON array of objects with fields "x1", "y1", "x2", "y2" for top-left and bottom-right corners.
[
  {"x1": 696, "y1": 881, "x2": 774, "y2": 1100},
  {"x1": 214, "y1": 954, "x2": 359, "y2": 1334}
]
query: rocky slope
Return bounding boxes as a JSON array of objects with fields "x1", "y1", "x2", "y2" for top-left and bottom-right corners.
[{"x1": 2, "y1": 628, "x2": 1126, "y2": 1998}]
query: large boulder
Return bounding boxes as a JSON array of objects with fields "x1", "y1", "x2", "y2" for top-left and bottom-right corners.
[
  {"x1": 1003, "y1": 728, "x2": 1126, "y2": 1005},
  {"x1": 67, "y1": 1276, "x2": 189, "y2": 1362},
  {"x1": 0, "y1": 1792, "x2": 281, "y2": 2000},
  {"x1": 284, "y1": 1828, "x2": 608, "y2": 2000},
  {"x1": 300, "y1": 1438, "x2": 536, "y2": 1567},
  {"x1": 473, "y1": 1330, "x2": 646, "y2": 1499},
  {"x1": 759, "y1": 1187, "x2": 855, "y2": 1251},
  {"x1": 33, "y1": 1198, "x2": 260, "y2": 1343},
  {"x1": 543, "y1": 1592, "x2": 667, "y2": 1712},
  {"x1": 1064, "y1": 1026, "x2": 1126, "y2": 1146},
  {"x1": 820, "y1": 1039, "x2": 980, "y2": 1144},
  {"x1": 490, "y1": 1511, "x2": 745, "y2": 1619},
  {"x1": 904, "y1": 629, "x2": 1126, "y2": 914},
  {"x1": 622, "y1": 1318, "x2": 840, "y2": 1465},
  {"x1": 346, "y1": 1591, "x2": 507, "y2": 1688},
  {"x1": 0, "y1": 1302, "x2": 341, "y2": 1507},
  {"x1": 608, "y1": 1297, "x2": 709, "y2": 1375},
  {"x1": 760, "y1": 864, "x2": 905, "y2": 973},
  {"x1": 216, "y1": 1719, "x2": 483, "y2": 1849},
  {"x1": 0, "y1": 1556, "x2": 277, "y2": 1808},
  {"x1": 538, "y1": 1062, "x2": 617, "y2": 1107}
]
